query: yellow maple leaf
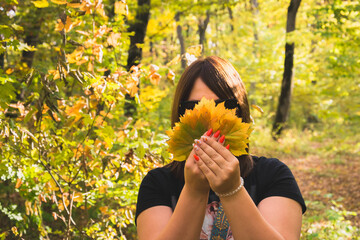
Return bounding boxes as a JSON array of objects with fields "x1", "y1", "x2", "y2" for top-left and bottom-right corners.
[
  {"x1": 50, "y1": 0, "x2": 67, "y2": 4},
  {"x1": 187, "y1": 45, "x2": 203, "y2": 57},
  {"x1": 166, "y1": 97, "x2": 253, "y2": 161},
  {"x1": 32, "y1": 0, "x2": 49, "y2": 8},
  {"x1": 73, "y1": 192, "x2": 84, "y2": 203},
  {"x1": 115, "y1": 0, "x2": 128, "y2": 15}
]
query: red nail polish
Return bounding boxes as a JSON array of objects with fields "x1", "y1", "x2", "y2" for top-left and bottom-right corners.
[
  {"x1": 226, "y1": 144, "x2": 230, "y2": 150},
  {"x1": 194, "y1": 154, "x2": 199, "y2": 161},
  {"x1": 206, "y1": 128, "x2": 213, "y2": 136},
  {"x1": 219, "y1": 135, "x2": 225, "y2": 143},
  {"x1": 213, "y1": 130, "x2": 221, "y2": 138}
]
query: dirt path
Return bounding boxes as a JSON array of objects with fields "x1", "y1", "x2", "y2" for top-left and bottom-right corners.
[{"x1": 281, "y1": 154, "x2": 360, "y2": 227}]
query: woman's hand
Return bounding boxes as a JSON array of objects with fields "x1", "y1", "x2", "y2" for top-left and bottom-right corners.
[
  {"x1": 193, "y1": 129, "x2": 241, "y2": 195},
  {"x1": 184, "y1": 145, "x2": 210, "y2": 197}
]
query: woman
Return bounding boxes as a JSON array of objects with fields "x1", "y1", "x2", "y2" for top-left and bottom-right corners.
[{"x1": 135, "y1": 56, "x2": 306, "y2": 240}]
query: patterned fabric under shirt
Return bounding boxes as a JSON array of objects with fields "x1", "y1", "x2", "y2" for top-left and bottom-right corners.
[{"x1": 209, "y1": 202, "x2": 229, "y2": 240}]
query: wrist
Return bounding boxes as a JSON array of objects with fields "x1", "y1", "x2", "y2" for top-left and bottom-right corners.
[
  {"x1": 215, "y1": 177, "x2": 244, "y2": 198},
  {"x1": 183, "y1": 184, "x2": 209, "y2": 200}
]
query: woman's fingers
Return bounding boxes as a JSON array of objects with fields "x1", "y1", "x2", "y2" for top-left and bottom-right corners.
[
  {"x1": 196, "y1": 136, "x2": 227, "y2": 168},
  {"x1": 194, "y1": 143, "x2": 222, "y2": 176},
  {"x1": 200, "y1": 133, "x2": 233, "y2": 161},
  {"x1": 194, "y1": 153, "x2": 217, "y2": 184},
  {"x1": 210, "y1": 129, "x2": 230, "y2": 150}
]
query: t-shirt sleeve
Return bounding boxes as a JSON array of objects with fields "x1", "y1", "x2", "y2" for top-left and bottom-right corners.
[
  {"x1": 258, "y1": 158, "x2": 307, "y2": 215},
  {"x1": 135, "y1": 169, "x2": 172, "y2": 226}
]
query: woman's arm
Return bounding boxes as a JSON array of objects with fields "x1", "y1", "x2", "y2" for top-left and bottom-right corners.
[
  {"x1": 137, "y1": 184, "x2": 209, "y2": 240},
  {"x1": 137, "y1": 148, "x2": 211, "y2": 240},
  {"x1": 220, "y1": 187, "x2": 302, "y2": 240}
]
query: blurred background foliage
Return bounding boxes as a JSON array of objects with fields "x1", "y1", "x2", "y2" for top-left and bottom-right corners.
[{"x1": 0, "y1": 0, "x2": 359, "y2": 239}]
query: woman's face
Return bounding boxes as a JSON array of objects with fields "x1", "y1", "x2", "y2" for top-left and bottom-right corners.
[{"x1": 187, "y1": 77, "x2": 219, "y2": 101}]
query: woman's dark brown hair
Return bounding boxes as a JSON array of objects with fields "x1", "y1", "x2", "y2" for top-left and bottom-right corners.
[{"x1": 164, "y1": 56, "x2": 254, "y2": 183}]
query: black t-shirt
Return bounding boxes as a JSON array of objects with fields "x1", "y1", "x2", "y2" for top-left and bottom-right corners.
[{"x1": 135, "y1": 155, "x2": 307, "y2": 238}]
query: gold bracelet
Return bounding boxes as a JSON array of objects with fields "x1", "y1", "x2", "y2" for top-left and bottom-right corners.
[{"x1": 215, "y1": 177, "x2": 244, "y2": 198}]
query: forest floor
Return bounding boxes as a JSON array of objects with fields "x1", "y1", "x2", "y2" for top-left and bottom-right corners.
[
  {"x1": 283, "y1": 153, "x2": 360, "y2": 227},
  {"x1": 252, "y1": 146, "x2": 360, "y2": 228}
]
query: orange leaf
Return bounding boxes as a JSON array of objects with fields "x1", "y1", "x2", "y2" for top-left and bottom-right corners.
[
  {"x1": 65, "y1": 100, "x2": 86, "y2": 116},
  {"x1": 99, "y1": 185, "x2": 108, "y2": 194},
  {"x1": 64, "y1": 16, "x2": 81, "y2": 33},
  {"x1": 55, "y1": 19, "x2": 64, "y2": 31},
  {"x1": 88, "y1": 61, "x2": 94, "y2": 72},
  {"x1": 107, "y1": 32, "x2": 121, "y2": 47},
  {"x1": 99, "y1": 206, "x2": 108, "y2": 214},
  {"x1": 15, "y1": 178, "x2": 22, "y2": 188},
  {"x1": 6, "y1": 68, "x2": 14, "y2": 74},
  {"x1": 67, "y1": 2, "x2": 81, "y2": 8},
  {"x1": 150, "y1": 73, "x2": 161, "y2": 85},
  {"x1": 79, "y1": 1, "x2": 93, "y2": 14},
  {"x1": 125, "y1": 76, "x2": 139, "y2": 97}
]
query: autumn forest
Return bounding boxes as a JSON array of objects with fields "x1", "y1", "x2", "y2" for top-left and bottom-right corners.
[{"x1": 0, "y1": 0, "x2": 359, "y2": 239}]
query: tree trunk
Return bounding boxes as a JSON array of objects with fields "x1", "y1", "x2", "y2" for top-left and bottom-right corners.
[
  {"x1": 0, "y1": 35, "x2": 5, "y2": 69},
  {"x1": 249, "y1": 0, "x2": 259, "y2": 102},
  {"x1": 106, "y1": 0, "x2": 116, "y2": 21},
  {"x1": 227, "y1": 5, "x2": 234, "y2": 32},
  {"x1": 251, "y1": 0, "x2": 259, "y2": 44},
  {"x1": 175, "y1": 12, "x2": 186, "y2": 69},
  {"x1": 125, "y1": 0, "x2": 151, "y2": 117},
  {"x1": 198, "y1": 10, "x2": 210, "y2": 55},
  {"x1": 272, "y1": 0, "x2": 301, "y2": 138},
  {"x1": 20, "y1": 19, "x2": 41, "y2": 68}
]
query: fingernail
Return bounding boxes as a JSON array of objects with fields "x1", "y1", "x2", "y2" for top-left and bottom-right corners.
[
  {"x1": 226, "y1": 144, "x2": 230, "y2": 150},
  {"x1": 194, "y1": 145, "x2": 199, "y2": 151},
  {"x1": 194, "y1": 154, "x2": 199, "y2": 161},
  {"x1": 213, "y1": 130, "x2": 221, "y2": 138},
  {"x1": 219, "y1": 135, "x2": 225, "y2": 143},
  {"x1": 206, "y1": 128, "x2": 213, "y2": 136},
  {"x1": 194, "y1": 139, "x2": 201, "y2": 145},
  {"x1": 201, "y1": 136, "x2": 208, "y2": 142}
]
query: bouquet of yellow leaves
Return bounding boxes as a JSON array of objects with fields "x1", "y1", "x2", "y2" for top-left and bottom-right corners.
[{"x1": 166, "y1": 97, "x2": 253, "y2": 161}]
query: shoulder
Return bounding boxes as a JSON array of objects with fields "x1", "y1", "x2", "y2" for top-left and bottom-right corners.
[
  {"x1": 251, "y1": 155, "x2": 292, "y2": 176},
  {"x1": 140, "y1": 166, "x2": 175, "y2": 191},
  {"x1": 144, "y1": 166, "x2": 172, "y2": 180},
  {"x1": 250, "y1": 155, "x2": 307, "y2": 214},
  {"x1": 136, "y1": 166, "x2": 177, "y2": 225},
  {"x1": 251, "y1": 155, "x2": 296, "y2": 184},
  {"x1": 251, "y1": 155, "x2": 286, "y2": 168}
]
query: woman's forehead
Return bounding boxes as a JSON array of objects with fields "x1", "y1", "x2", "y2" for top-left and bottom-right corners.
[{"x1": 187, "y1": 77, "x2": 220, "y2": 101}]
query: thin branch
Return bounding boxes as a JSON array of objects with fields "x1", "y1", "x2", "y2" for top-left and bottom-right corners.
[{"x1": 66, "y1": 191, "x2": 75, "y2": 240}]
